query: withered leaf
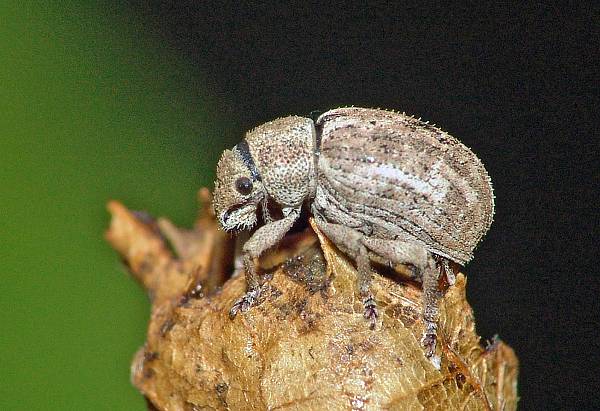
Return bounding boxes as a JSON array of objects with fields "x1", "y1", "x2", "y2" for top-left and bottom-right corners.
[{"x1": 106, "y1": 189, "x2": 518, "y2": 410}]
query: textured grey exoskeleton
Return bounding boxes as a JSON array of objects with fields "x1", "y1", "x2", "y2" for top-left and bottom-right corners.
[{"x1": 213, "y1": 107, "x2": 494, "y2": 367}]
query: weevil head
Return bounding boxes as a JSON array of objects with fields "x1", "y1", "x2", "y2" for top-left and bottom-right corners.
[
  {"x1": 214, "y1": 115, "x2": 316, "y2": 232},
  {"x1": 213, "y1": 147, "x2": 265, "y2": 232}
]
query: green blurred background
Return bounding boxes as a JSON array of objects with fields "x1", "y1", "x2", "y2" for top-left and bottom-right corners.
[{"x1": 1, "y1": 3, "x2": 234, "y2": 409}]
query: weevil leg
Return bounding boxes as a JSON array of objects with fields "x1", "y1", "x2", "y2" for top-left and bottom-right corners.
[
  {"x1": 421, "y1": 265, "x2": 442, "y2": 369},
  {"x1": 229, "y1": 253, "x2": 263, "y2": 319},
  {"x1": 229, "y1": 208, "x2": 300, "y2": 319},
  {"x1": 361, "y1": 238, "x2": 430, "y2": 270},
  {"x1": 357, "y1": 246, "x2": 378, "y2": 329},
  {"x1": 362, "y1": 238, "x2": 442, "y2": 369},
  {"x1": 313, "y1": 218, "x2": 379, "y2": 329}
]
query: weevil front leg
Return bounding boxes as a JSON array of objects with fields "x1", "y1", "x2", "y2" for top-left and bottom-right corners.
[
  {"x1": 313, "y1": 218, "x2": 379, "y2": 329},
  {"x1": 362, "y1": 237, "x2": 442, "y2": 369},
  {"x1": 229, "y1": 208, "x2": 300, "y2": 319}
]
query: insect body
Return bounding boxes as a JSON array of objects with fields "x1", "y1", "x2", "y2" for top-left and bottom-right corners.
[{"x1": 213, "y1": 107, "x2": 494, "y2": 366}]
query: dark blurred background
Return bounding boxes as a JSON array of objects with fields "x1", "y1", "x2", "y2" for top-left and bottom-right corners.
[{"x1": 1, "y1": 2, "x2": 597, "y2": 410}]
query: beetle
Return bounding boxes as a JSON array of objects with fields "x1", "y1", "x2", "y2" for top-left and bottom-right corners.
[{"x1": 213, "y1": 107, "x2": 494, "y2": 366}]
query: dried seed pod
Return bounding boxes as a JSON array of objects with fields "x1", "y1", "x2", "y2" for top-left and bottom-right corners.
[
  {"x1": 213, "y1": 107, "x2": 494, "y2": 366},
  {"x1": 105, "y1": 198, "x2": 518, "y2": 410}
]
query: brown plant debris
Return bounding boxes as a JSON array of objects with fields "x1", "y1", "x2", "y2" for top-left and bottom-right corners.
[{"x1": 106, "y1": 188, "x2": 518, "y2": 410}]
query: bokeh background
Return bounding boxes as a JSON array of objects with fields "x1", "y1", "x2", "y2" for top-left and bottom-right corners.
[{"x1": 1, "y1": 2, "x2": 597, "y2": 410}]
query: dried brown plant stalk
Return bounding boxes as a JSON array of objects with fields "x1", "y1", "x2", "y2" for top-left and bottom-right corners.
[{"x1": 105, "y1": 189, "x2": 518, "y2": 410}]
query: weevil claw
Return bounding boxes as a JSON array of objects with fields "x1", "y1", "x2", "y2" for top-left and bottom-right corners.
[
  {"x1": 362, "y1": 295, "x2": 379, "y2": 330},
  {"x1": 229, "y1": 287, "x2": 262, "y2": 319},
  {"x1": 421, "y1": 330, "x2": 441, "y2": 369}
]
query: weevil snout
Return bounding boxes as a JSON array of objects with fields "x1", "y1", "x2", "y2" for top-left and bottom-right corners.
[{"x1": 213, "y1": 148, "x2": 265, "y2": 232}]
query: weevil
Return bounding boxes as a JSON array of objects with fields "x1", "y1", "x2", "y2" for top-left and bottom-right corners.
[{"x1": 213, "y1": 107, "x2": 494, "y2": 366}]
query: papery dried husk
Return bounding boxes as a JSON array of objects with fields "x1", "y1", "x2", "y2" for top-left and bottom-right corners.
[{"x1": 106, "y1": 189, "x2": 518, "y2": 410}]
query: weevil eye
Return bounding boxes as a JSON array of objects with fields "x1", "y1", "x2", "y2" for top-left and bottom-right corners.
[{"x1": 234, "y1": 177, "x2": 253, "y2": 195}]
